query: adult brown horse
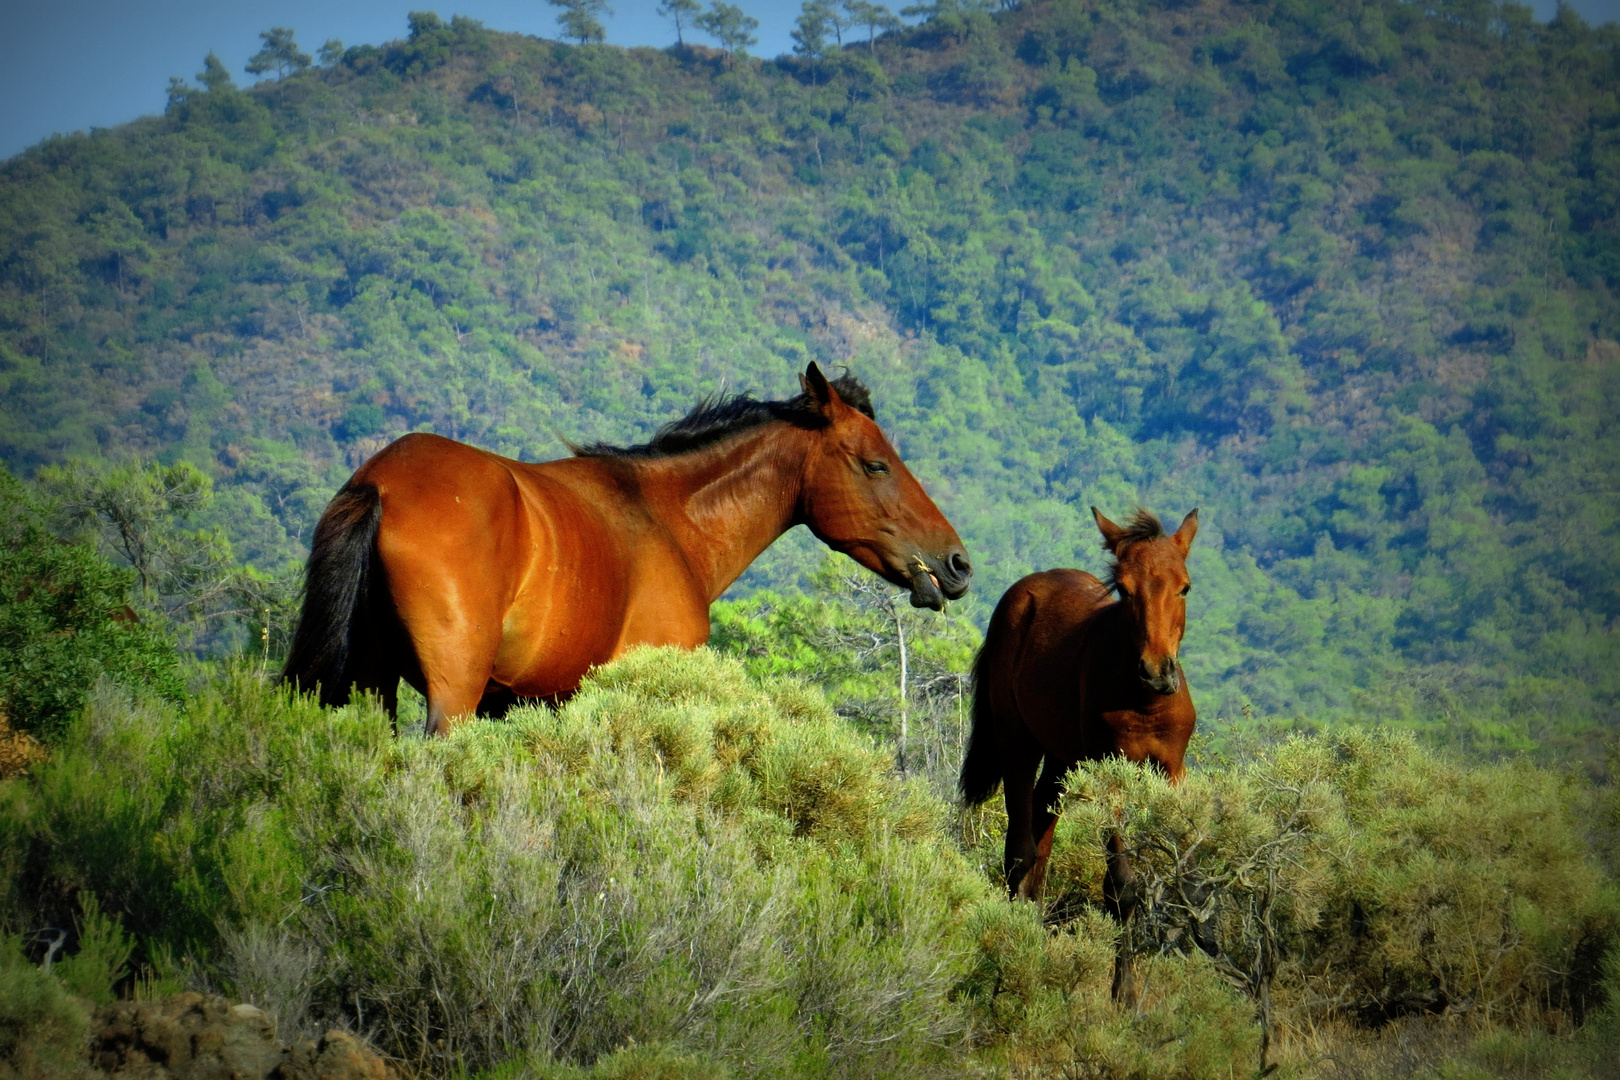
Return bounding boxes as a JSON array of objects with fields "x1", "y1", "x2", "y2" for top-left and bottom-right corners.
[
  {"x1": 282, "y1": 363, "x2": 971, "y2": 735},
  {"x1": 960, "y1": 506, "x2": 1198, "y2": 1004}
]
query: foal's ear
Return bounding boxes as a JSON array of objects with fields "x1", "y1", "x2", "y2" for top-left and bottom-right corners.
[
  {"x1": 799, "y1": 362, "x2": 846, "y2": 417},
  {"x1": 1172, "y1": 508, "x2": 1199, "y2": 553},
  {"x1": 1092, "y1": 507, "x2": 1128, "y2": 553}
]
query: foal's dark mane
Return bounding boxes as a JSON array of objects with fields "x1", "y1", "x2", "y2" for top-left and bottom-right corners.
[
  {"x1": 1104, "y1": 508, "x2": 1169, "y2": 592},
  {"x1": 573, "y1": 374, "x2": 874, "y2": 459}
]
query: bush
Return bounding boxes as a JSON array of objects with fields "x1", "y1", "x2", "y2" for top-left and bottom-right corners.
[
  {"x1": 0, "y1": 468, "x2": 181, "y2": 740},
  {"x1": 1038, "y1": 731, "x2": 1620, "y2": 1063},
  {"x1": 0, "y1": 936, "x2": 91, "y2": 1080},
  {"x1": 4, "y1": 651, "x2": 1613, "y2": 1079},
  {"x1": 7, "y1": 650, "x2": 995, "y2": 1077}
]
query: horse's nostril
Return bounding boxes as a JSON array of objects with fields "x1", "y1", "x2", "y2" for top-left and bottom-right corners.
[{"x1": 950, "y1": 552, "x2": 972, "y2": 578}]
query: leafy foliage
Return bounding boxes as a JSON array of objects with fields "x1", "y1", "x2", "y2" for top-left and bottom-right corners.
[
  {"x1": 0, "y1": 935, "x2": 91, "y2": 1080},
  {"x1": 0, "y1": 469, "x2": 181, "y2": 739},
  {"x1": 0, "y1": 0, "x2": 1616, "y2": 759},
  {"x1": 1033, "y1": 733, "x2": 1620, "y2": 1048},
  {"x1": 2, "y1": 650, "x2": 1612, "y2": 1077}
]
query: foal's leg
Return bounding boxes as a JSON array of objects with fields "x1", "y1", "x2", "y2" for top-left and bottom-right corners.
[
  {"x1": 1021, "y1": 756, "x2": 1069, "y2": 901},
  {"x1": 1105, "y1": 830, "x2": 1140, "y2": 1007},
  {"x1": 1001, "y1": 736, "x2": 1045, "y2": 900}
]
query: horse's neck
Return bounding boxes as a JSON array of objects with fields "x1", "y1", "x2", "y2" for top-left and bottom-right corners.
[{"x1": 633, "y1": 425, "x2": 808, "y2": 602}]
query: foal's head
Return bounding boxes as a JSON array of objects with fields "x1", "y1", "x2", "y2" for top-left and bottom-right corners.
[
  {"x1": 1094, "y1": 507, "x2": 1199, "y2": 695},
  {"x1": 797, "y1": 363, "x2": 971, "y2": 610}
]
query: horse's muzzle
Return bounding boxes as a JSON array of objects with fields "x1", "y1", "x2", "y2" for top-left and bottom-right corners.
[
  {"x1": 908, "y1": 559, "x2": 946, "y2": 610},
  {"x1": 908, "y1": 549, "x2": 971, "y2": 609},
  {"x1": 1138, "y1": 656, "x2": 1181, "y2": 695}
]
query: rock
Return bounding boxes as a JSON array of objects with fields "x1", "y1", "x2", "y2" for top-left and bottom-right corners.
[
  {"x1": 87, "y1": 995, "x2": 394, "y2": 1080},
  {"x1": 277, "y1": 1032, "x2": 394, "y2": 1080}
]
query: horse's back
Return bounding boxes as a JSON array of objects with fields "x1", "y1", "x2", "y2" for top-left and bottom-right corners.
[
  {"x1": 351, "y1": 434, "x2": 704, "y2": 698},
  {"x1": 986, "y1": 568, "x2": 1112, "y2": 663},
  {"x1": 980, "y1": 569, "x2": 1117, "y2": 754}
]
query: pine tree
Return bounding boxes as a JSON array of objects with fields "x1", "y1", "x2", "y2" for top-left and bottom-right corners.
[
  {"x1": 196, "y1": 52, "x2": 236, "y2": 92},
  {"x1": 657, "y1": 0, "x2": 701, "y2": 46},
  {"x1": 547, "y1": 0, "x2": 612, "y2": 45},
  {"x1": 792, "y1": 0, "x2": 838, "y2": 58},
  {"x1": 695, "y1": 1, "x2": 759, "y2": 57},
  {"x1": 245, "y1": 28, "x2": 312, "y2": 80},
  {"x1": 843, "y1": 0, "x2": 901, "y2": 49}
]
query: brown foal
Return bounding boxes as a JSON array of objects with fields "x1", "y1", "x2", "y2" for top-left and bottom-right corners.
[{"x1": 961, "y1": 506, "x2": 1199, "y2": 1004}]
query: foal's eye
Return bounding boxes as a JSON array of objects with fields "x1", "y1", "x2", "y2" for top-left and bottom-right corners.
[
  {"x1": 1180, "y1": 584, "x2": 1192, "y2": 596},
  {"x1": 863, "y1": 460, "x2": 890, "y2": 476}
]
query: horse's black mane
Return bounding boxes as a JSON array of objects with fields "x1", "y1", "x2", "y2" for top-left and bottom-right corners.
[{"x1": 572, "y1": 374, "x2": 874, "y2": 459}]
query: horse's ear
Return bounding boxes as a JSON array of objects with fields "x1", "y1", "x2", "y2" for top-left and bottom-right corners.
[
  {"x1": 799, "y1": 361, "x2": 845, "y2": 417},
  {"x1": 1092, "y1": 507, "x2": 1128, "y2": 553},
  {"x1": 1172, "y1": 508, "x2": 1199, "y2": 553}
]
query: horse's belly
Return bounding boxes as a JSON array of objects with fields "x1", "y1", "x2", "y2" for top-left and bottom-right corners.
[
  {"x1": 615, "y1": 584, "x2": 711, "y2": 654},
  {"x1": 492, "y1": 582, "x2": 627, "y2": 697}
]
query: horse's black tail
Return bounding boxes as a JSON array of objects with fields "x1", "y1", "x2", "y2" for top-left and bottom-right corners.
[
  {"x1": 281, "y1": 484, "x2": 383, "y2": 707},
  {"x1": 959, "y1": 598, "x2": 1014, "y2": 807}
]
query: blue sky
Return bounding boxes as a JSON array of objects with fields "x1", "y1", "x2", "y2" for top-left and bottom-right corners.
[{"x1": 2, "y1": 0, "x2": 1617, "y2": 162}]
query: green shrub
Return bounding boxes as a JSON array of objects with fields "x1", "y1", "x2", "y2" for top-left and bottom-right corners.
[
  {"x1": 478, "y1": 1044, "x2": 731, "y2": 1080},
  {"x1": 0, "y1": 468, "x2": 181, "y2": 740},
  {"x1": 6, "y1": 651, "x2": 1612, "y2": 1079},
  {"x1": 10, "y1": 650, "x2": 992, "y2": 1077},
  {"x1": 0, "y1": 936, "x2": 91, "y2": 1080},
  {"x1": 1039, "y1": 732, "x2": 1620, "y2": 1049},
  {"x1": 51, "y1": 893, "x2": 133, "y2": 1007},
  {"x1": 955, "y1": 902, "x2": 1259, "y2": 1080}
]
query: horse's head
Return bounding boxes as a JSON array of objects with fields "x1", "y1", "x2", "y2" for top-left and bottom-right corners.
[
  {"x1": 1094, "y1": 506, "x2": 1198, "y2": 695},
  {"x1": 797, "y1": 363, "x2": 971, "y2": 611}
]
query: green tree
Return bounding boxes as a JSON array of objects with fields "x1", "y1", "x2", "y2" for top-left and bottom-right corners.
[
  {"x1": 792, "y1": 0, "x2": 839, "y2": 58},
  {"x1": 843, "y1": 0, "x2": 900, "y2": 49},
  {"x1": 317, "y1": 38, "x2": 345, "y2": 65},
  {"x1": 695, "y1": 1, "x2": 759, "y2": 57},
  {"x1": 196, "y1": 51, "x2": 235, "y2": 91},
  {"x1": 656, "y1": 0, "x2": 701, "y2": 46},
  {"x1": 0, "y1": 468, "x2": 180, "y2": 738},
  {"x1": 37, "y1": 460, "x2": 283, "y2": 650},
  {"x1": 548, "y1": 0, "x2": 612, "y2": 44},
  {"x1": 244, "y1": 28, "x2": 312, "y2": 80}
]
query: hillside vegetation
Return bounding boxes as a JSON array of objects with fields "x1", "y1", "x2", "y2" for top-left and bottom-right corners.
[
  {"x1": 1, "y1": 650, "x2": 1616, "y2": 1078},
  {"x1": 1, "y1": 0, "x2": 1618, "y2": 755}
]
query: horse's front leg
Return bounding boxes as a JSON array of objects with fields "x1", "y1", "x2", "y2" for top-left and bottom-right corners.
[{"x1": 1104, "y1": 829, "x2": 1140, "y2": 1007}]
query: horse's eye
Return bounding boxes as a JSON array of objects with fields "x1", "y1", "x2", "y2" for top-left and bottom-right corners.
[
  {"x1": 1115, "y1": 586, "x2": 1130, "y2": 601},
  {"x1": 1180, "y1": 584, "x2": 1191, "y2": 596},
  {"x1": 863, "y1": 460, "x2": 890, "y2": 476}
]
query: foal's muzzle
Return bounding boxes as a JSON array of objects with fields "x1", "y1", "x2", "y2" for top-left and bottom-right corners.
[{"x1": 1139, "y1": 656, "x2": 1181, "y2": 695}]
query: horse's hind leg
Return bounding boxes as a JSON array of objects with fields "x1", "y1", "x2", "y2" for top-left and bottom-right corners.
[
  {"x1": 388, "y1": 564, "x2": 506, "y2": 736},
  {"x1": 407, "y1": 620, "x2": 502, "y2": 737},
  {"x1": 1001, "y1": 732, "x2": 1045, "y2": 900},
  {"x1": 1022, "y1": 756, "x2": 1069, "y2": 900}
]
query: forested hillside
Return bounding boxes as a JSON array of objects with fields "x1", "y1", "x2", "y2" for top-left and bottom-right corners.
[{"x1": 2, "y1": 0, "x2": 1617, "y2": 759}]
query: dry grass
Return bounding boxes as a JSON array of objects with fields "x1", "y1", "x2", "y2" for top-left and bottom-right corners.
[{"x1": 0, "y1": 711, "x2": 47, "y2": 779}]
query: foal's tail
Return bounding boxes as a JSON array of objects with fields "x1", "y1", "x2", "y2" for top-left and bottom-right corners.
[
  {"x1": 281, "y1": 483, "x2": 383, "y2": 707},
  {"x1": 960, "y1": 591, "x2": 1019, "y2": 807}
]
